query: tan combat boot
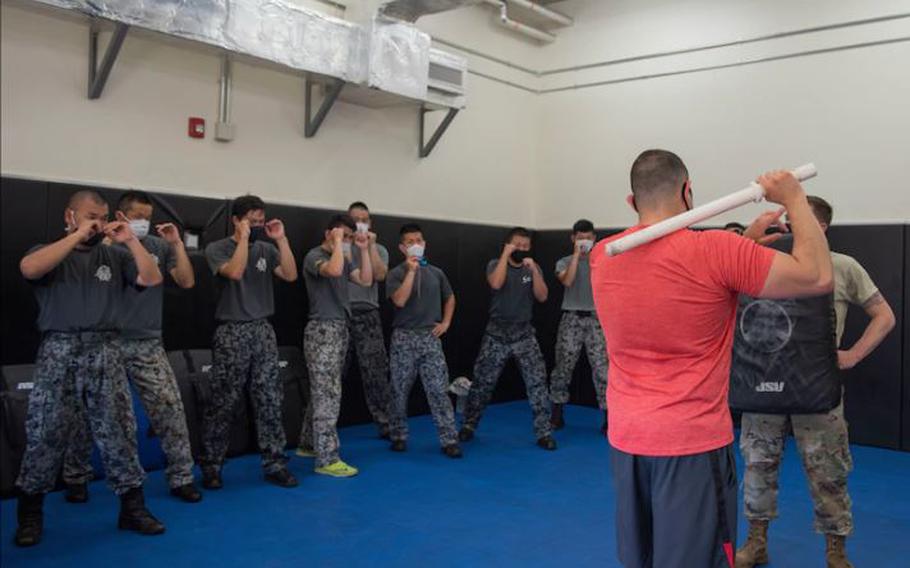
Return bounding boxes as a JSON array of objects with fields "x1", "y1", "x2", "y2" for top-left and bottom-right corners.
[
  {"x1": 825, "y1": 534, "x2": 854, "y2": 568},
  {"x1": 735, "y1": 520, "x2": 769, "y2": 568}
]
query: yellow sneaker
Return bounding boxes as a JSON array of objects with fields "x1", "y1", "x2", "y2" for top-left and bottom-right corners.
[
  {"x1": 295, "y1": 447, "x2": 316, "y2": 458},
  {"x1": 314, "y1": 460, "x2": 359, "y2": 478}
]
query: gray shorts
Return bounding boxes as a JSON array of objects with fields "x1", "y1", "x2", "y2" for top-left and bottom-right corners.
[{"x1": 610, "y1": 444, "x2": 738, "y2": 568}]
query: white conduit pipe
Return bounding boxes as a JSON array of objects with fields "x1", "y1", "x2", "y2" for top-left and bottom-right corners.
[
  {"x1": 481, "y1": 0, "x2": 556, "y2": 43},
  {"x1": 606, "y1": 164, "x2": 818, "y2": 257}
]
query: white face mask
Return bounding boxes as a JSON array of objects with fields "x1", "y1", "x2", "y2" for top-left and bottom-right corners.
[
  {"x1": 406, "y1": 244, "x2": 425, "y2": 259},
  {"x1": 342, "y1": 242, "x2": 352, "y2": 255},
  {"x1": 129, "y1": 219, "x2": 150, "y2": 239},
  {"x1": 356, "y1": 222, "x2": 370, "y2": 234},
  {"x1": 576, "y1": 239, "x2": 594, "y2": 253}
]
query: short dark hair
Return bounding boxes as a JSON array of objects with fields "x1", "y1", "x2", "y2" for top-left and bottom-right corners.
[
  {"x1": 67, "y1": 189, "x2": 107, "y2": 209},
  {"x1": 572, "y1": 219, "x2": 595, "y2": 234},
  {"x1": 348, "y1": 201, "x2": 369, "y2": 212},
  {"x1": 118, "y1": 190, "x2": 152, "y2": 213},
  {"x1": 326, "y1": 214, "x2": 356, "y2": 232},
  {"x1": 723, "y1": 222, "x2": 746, "y2": 232},
  {"x1": 231, "y1": 195, "x2": 266, "y2": 219},
  {"x1": 630, "y1": 149, "x2": 689, "y2": 204},
  {"x1": 807, "y1": 195, "x2": 833, "y2": 226},
  {"x1": 505, "y1": 226, "x2": 532, "y2": 243},
  {"x1": 399, "y1": 223, "x2": 423, "y2": 241}
]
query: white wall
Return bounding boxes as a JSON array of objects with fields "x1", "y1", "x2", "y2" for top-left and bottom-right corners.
[
  {"x1": 0, "y1": 0, "x2": 540, "y2": 227},
  {"x1": 3, "y1": 0, "x2": 909, "y2": 231},
  {"x1": 528, "y1": 0, "x2": 910, "y2": 228}
]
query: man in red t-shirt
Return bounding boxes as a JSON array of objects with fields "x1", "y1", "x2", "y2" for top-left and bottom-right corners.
[{"x1": 590, "y1": 150, "x2": 833, "y2": 568}]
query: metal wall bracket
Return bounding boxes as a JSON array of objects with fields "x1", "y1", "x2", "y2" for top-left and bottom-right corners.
[
  {"x1": 88, "y1": 21, "x2": 130, "y2": 100},
  {"x1": 419, "y1": 107, "x2": 459, "y2": 158},
  {"x1": 304, "y1": 77, "x2": 344, "y2": 138}
]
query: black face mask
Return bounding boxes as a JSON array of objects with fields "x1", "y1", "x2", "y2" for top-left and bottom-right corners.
[
  {"x1": 83, "y1": 231, "x2": 105, "y2": 247},
  {"x1": 681, "y1": 182, "x2": 692, "y2": 212},
  {"x1": 249, "y1": 225, "x2": 267, "y2": 244},
  {"x1": 510, "y1": 250, "x2": 532, "y2": 264}
]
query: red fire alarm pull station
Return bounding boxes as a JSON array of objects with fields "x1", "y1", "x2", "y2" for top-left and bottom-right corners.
[{"x1": 188, "y1": 117, "x2": 205, "y2": 138}]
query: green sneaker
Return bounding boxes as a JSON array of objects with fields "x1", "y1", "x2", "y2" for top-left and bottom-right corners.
[
  {"x1": 314, "y1": 460, "x2": 359, "y2": 478},
  {"x1": 295, "y1": 447, "x2": 316, "y2": 458}
]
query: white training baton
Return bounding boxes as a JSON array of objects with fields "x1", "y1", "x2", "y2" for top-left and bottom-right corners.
[{"x1": 605, "y1": 163, "x2": 818, "y2": 257}]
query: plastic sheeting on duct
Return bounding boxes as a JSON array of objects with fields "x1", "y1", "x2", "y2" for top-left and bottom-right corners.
[
  {"x1": 33, "y1": 0, "x2": 361, "y2": 81},
  {"x1": 363, "y1": 17, "x2": 432, "y2": 101},
  {"x1": 379, "y1": 0, "x2": 478, "y2": 22}
]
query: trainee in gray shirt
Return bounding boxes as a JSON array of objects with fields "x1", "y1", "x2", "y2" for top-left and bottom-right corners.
[
  {"x1": 486, "y1": 259, "x2": 534, "y2": 323},
  {"x1": 118, "y1": 235, "x2": 177, "y2": 339},
  {"x1": 386, "y1": 262, "x2": 453, "y2": 330},
  {"x1": 28, "y1": 243, "x2": 138, "y2": 332},
  {"x1": 555, "y1": 254, "x2": 595, "y2": 311},
  {"x1": 205, "y1": 237, "x2": 280, "y2": 322},
  {"x1": 303, "y1": 246, "x2": 354, "y2": 321},
  {"x1": 348, "y1": 243, "x2": 388, "y2": 311}
]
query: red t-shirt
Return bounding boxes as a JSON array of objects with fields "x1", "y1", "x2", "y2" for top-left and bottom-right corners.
[{"x1": 590, "y1": 227, "x2": 776, "y2": 456}]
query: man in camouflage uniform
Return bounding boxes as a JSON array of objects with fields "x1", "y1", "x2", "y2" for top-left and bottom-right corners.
[
  {"x1": 386, "y1": 223, "x2": 461, "y2": 458},
  {"x1": 63, "y1": 191, "x2": 201, "y2": 504},
  {"x1": 14, "y1": 190, "x2": 166, "y2": 547},
  {"x1": 201, "y1": 195, "x2": 299, "y2": 489},
  {"x1": 548, "y1": 219, "x2": 609, "y2": 434},
  {"x1": 459, "y1": 227, "x2": 556, "y2": 450},
  {"x1": 345, "y1": 201, "x2": 392, "y2": 438},
  {"x1": 737, "y1": 196, "x2": 896, "y2": 568},
  {"x1": 297, "y1": 214, "x2": 372, "y2": 478}
]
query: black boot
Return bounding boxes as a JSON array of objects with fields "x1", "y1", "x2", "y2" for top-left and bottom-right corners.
[
  {"x1": 169, "y1": 483, "x2": 203, "y2": 503},
  {"x1": 65, "y1": 482, "x2": 89, "y2": 504},
  {"x1": 550, "y1": 404, "x2": 565, "y2": 430},
  {"x1": 442, "y1": 444, "x2": 463, "y2": 459},
  {"x1": 600, "y1": 410, "x2": 609, "y2": 437},
  {"x1": 201, "y1": 465, "x2": 223, "y2": 490},
  {"x1": 14, "y1": 493, "x2": 45, "y2": 547},
  {"x1": 264, "y1": 467, "x2": 299, "y2": 488},
  {"x1": 458, "y1": 427, "x2": 475, "y2": 442},
  {"x1": 537, "y1": 436, "x2": 558, "y2": 451},
  {"x1": 118, "y1": 487, "x2": 166, "y2": 535}
]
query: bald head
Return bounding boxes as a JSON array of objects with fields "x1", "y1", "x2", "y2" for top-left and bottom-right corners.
[
  {"x1": 67, "y1": 189, "x2": 107, "y2": 210},
  {"x1": 630, "y1": 150, "x2": 689, "y2": 209}
]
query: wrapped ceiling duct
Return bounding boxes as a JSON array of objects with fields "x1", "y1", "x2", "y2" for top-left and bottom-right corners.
[
  {"x1": 378, "y1": 0, "x2": 478, "y2": 22},
  {"x1": 30, "y1": 0, "x2": 467, "y2": 106}
]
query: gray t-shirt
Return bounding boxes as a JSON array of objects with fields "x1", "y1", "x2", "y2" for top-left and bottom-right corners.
[
  {"x1": 205, "y1": 237, "x2": 280, "y2": 322},
  {"x1": 348, "y1": 244, "x2": 388, "y2": 311},
  {"x1": 303, "y1": 246, "x2": 353, "y2": 321},
  {"x1": 486, "y1": 259, "x2": 534, "y2": 323},
  {"x1": 28, "y1": 243, "x2": 139, "y2": 332},
  {"x1": 386, "y1": 262, "x2": 453, "y2": 330},
  {"x1": 119, "y1": 235, "x2": 177, "y2": 339},
  {"x1": 555, "y1": 254, "x2": 594, "y2": 311}
]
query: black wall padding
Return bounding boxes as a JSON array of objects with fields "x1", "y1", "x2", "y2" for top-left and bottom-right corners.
[
  {"x1": 827, "y1": 226, "x2": 905, "y2": 450},
  {"x1": 1, "y1": 177, "x2": 907, "y2": 452},
  {"x1": 902, "y1": 226, "x2": 909, "y2": 451}
]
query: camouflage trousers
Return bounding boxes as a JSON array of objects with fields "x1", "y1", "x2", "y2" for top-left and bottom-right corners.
[
  {"x1": 345, "y1": 308, "x2": 391, "y2": 434},
  {"x1": 463, "y1": 321, "x2": 552, "y2": 439},
  {"x1": 63, "y1": 338, "x2": 195, "y2": 489},
  {"x1": 300, "y1": 319, "x2": 349, "y2": 468},
  {"x1": 388, "y1": 328, "x2": 457, "y2": 446},
  {"x1": 201, "y1": 320, "x2": 288, "y2": 474},
  {"x1": 740, "y1": 400, "x2": 853, "y2": 535},
  {"x1": 16, "y1": 332, "x2": 145, "y2": 496},
  {"x1": 549, "y1": 311, "x2": 609, "y2": 409}
]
